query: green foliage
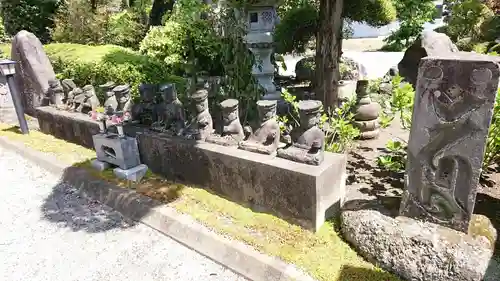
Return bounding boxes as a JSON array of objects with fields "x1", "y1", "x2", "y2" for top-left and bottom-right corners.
[
  {"x1": 45, "y1": 43, "x2": 184, "y2": 102},
  {"x1": 377, "y1": 139, "x2": 407, "y2": 173},
  {"x1": 51, "y1": 0, "x2": 111, "y2": 44},
  {"x1": 483, "y1": 89, "x2": 500, "y2": 172},
  {"x1": 446, "y1": 0, "x2": 494, "y2": 41},
  {"x1": 0, "y1": 16, "x2": 9, "y2": 43},
  {"x1": 344, "y1": 0, "x2": 397, "y2": 26},
  {"x1": 384, "y1": 0, "x2": 436, "y2": 49},
  {"x1": 106, "y1": 10, "x2": 147, "y2": 49},
  {"x1": 1, "y1": 0, "x2": 58, "y2": 43},
  {"x1": 139, "y1": 0, "x2": 223, "y2": 75},
  {"x1": 278, "y1": 89, "x2": 359, "y2": 153}
]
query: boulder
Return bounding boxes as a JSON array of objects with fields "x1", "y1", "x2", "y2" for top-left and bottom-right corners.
[
  {"x1": 294, "y1": 56, "x2": 363, "y2": 81},
  {"x1": 341, "y1": 209, "x2": 494, "y2": 281},
  {"x1": 398, "y1": 31, "x2": 458, "y2": 86}
]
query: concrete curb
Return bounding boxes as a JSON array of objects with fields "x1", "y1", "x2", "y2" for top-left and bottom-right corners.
[{"x1": 0, "y1": 136, "x2": 317, "y2": 281}]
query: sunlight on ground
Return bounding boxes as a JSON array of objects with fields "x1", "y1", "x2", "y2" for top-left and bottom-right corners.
[{"x1": 0, "y1": 123, "x2": 401, "y2": 281}]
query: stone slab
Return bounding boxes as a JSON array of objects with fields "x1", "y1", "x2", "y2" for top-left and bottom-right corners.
[
  {"x1": 92, "y1": 133, "x2": 141, "y2": 170},
  {"x1": 36, "y1": 106, "x2": 101, "y2": 149},
  {"x1": 401, "y1": 53, "x2": 500, "y2": 232},
  {"x1": 136, "y1": 131, "x2": 347, "y2": 232},
  {"x1": 113, "y1": 164, "x2": 148, "y2": 182},
  {"x1": 0, "y1": 135, "x2": 317, "y2": 281},
  {"x1": 90, "y1": 159, "x2": 110, "y2": 172}
]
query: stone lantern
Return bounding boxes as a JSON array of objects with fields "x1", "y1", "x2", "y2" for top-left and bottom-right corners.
[{"x1": 243, "y1": 0, "x2": 280, "y2": 100}]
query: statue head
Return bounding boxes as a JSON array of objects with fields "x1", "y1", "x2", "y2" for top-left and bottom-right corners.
[
  {"x1": 61, "y1": 79, "x2": 76, "y2": 95},
  {"x1": 99, "y1": 81, "x2": 116, "y2": 97},
  {"x1": 138, "y1": 83, "x2": 157, "y2": 103},
  {"x1": 298, "y1": 100, "x2": 322, "y2": 129},
  {"x1": 257, "y1": 100, "x2": 277, "y2": 122},
  {"x1": 159, "y1": 83, "x2": 177, "y2": 103},
  {"x1": 191, "y1": 89, "x2": 209, "y2": 113},
  {"x1": 113, "y1": 84, "x2": 131, "y2": 104},
  {"x1": 355, "y1": 80, "x2": 369, "y2": 98},
  {"x1": 220, "y1": 99, "x2": 239, "y2": 123},
  {"x1": 82, "y1": 85, "x2": 96, "y2": 97},
  {"x1": 48, "y1": 79, "x2": 63, "y2": 93}
]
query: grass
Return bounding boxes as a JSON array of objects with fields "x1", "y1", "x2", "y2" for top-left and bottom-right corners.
[{"x1": 0, "y1": 123, "x2": 402, "y2": 281}]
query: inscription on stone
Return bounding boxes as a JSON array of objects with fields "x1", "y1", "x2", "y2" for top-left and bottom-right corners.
[{"x1": 400, "y1": 54, "x2": 500, "y2": 232}]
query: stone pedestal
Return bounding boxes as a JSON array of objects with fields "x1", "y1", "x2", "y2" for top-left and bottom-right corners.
[
  {"x1": 353, "y1": 80, "x2": 380, "y2": 139},
  {"x1": 400, "y1": 53, "x2": 500, "y2": 233}
]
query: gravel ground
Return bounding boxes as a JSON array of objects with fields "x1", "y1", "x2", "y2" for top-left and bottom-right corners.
[{"x1": 0, "y1": 146, "x2": 247, "y2": 281}]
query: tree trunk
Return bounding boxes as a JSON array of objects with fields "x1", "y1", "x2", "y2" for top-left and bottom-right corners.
[
  {"x1": 148, "y1": 0, "x2": 175, "y2": 26},
  {"x1": 315, "y1": 0, "x2": 344, "y2": 111}
]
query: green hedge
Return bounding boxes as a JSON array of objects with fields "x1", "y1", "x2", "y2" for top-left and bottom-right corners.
[{"x1": 1, "y1": 43, "x2": 186, "y2": 101}]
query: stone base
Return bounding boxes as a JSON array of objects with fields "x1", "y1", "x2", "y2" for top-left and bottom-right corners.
[
  {"x1": 137, "y1": 132, "x2": 347, "y2": 232},
  {"x1": 36, "y1": 106, "x2": 101, "y2": 149},
  {"x1": 113, "y1": 164, "x2": 149, "y2": 182},
  {"x1": 92, "y1": 133, "x2": 141, "y2": 170},
  {"x1": 341, "y1": 209, "x2": 495, "y2": 281},
  {"x1": 90, "y1": 159, "x2": 110, "y2": 171}
]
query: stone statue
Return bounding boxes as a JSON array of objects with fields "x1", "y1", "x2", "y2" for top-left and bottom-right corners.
[
  {"x1": 183, "y1": 88, "x2": 213, "y2": 140},
  {"x1": 46, "y1": 79, "x2": 65, "y2": 109},
  {"x1": 238, "y1": 100, "x2": 280, "y2": 155},
  {"x1": 206, "y1": 99, "x2": 245, "y2": 146},
  {"x1": 114, "y1": 84, "x2": 133, "y2": 113},
  {"x1": 73, "y1": 85, "x2": 100, "y2": 113},
  {"x1": 61, "y1": 79, "x2": 77, "y2": 103},
  {"x1": 277, "y1": 100, "x2": 325, "y2": 165},
  {"x1": 399, "y1": 54, "x2": 500, "y2": 233},
  {"x1": 100, "y1": 81, "x2": 117, "y2": 114},
  {"x1": 353, "y1": 80, "x2": 381, "y2": 139},
  {"x1": 131, "y1": 83, "x2": 157, "y2": 125},
  {"x1": 153, "y1": 83, "x2": 185, "y2": 135}
]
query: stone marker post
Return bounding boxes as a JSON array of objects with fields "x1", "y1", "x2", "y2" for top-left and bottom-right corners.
[{"x1": 400, "y1": 53, "x2": 500, "y2": 233}]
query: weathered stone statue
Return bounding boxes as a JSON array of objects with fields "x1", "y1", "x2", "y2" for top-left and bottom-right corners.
[
  {"x1": 61, "y1": 79, "x2": 77, "y2": 103},
  {"x1": 400, "y1": 54, "x2": 500, "y2": 233},
  {"x1": 46, "y1": 79, "x2": 65, "y2": 109},
  {"x1": 100, "y1": 81, "x2": 117, "y2": 114},
  {"x1": 353, "y1": 80, "x2": 381, "y2": 139},
  {"x1": 131, "y1": 83, "x2": 157, "y2": 125},
  {"x1": 206, "y1": 99, "x2": 245, "y2": 146},
  {"x1": 11, "y1": 30, "x2": 57, "y2": 115},
  {"x1": 277, "y1": 100, "x2": 325, "y2": 165},
  {"x1": 153, "y1": 83, "x2": 185, "y2": 135},
  {"x1": 239, "y1": 100, "x2": 280, "y2": 155},
  {"x1": 73, "y1": 85, "x2": 100, "y2": 113},
  {"x1": 114, "y1": 84, "x2": 133, "y2": 113},
  {"x1": 183, "y1": 88, "x2": 213, "y2": 140}
]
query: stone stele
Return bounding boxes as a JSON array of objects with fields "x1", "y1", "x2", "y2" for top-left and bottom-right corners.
[
  {"x1": 400, "y1": 53, "x2": 500, "y2": 233},
  {"x1": 11, "y1": 30, "x2": 57, "y2": 115}
]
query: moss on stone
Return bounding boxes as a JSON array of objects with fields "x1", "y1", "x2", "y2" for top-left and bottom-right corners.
[{"x1": 469, "y1": 214, "x2": 497, "y2": 250}]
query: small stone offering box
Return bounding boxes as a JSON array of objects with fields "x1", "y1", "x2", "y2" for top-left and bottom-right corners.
[
  {"x1": 92, "y1": 133, "x2": 141, "y2": 170},
  {"x1": 137, "y1": 132, "x2": 347, "y2": 232}
]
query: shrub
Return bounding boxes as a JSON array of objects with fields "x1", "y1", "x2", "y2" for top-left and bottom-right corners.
[
  {"x1": 41, "y1": 43, "x2": 185, "y2": 101},
  {"x1": 447, "y1": 0, "x2": 494, "y2": 41},
  {"x1": 105, "y1": 10, "x2": 147, "y2": 49},
  {"x1": 1, "y1": 0, "x2": 59, "y2": 43}
]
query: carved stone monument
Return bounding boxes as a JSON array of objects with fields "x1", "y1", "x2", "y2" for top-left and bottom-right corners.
[
  {"x1": 11, "y1": 30, "x2": 57, "y2": 115},
  {"x1": 100, "y1": 81, "x2": 118, "y2": 114},
  {"x1": 206, "y1": 99, "x2": 245, "y2": 146},
  {"x1": 277, "y1": 100, "x2": 325, "y2": 165},
  {"x1": 400, "y1": 54, "x2": 500, "y2": 233},
  {"x1": 74, "y1": 85, "x2": 100, "y2": 113},
  {"x1": 131, "y1": 83, "x2": 157, "y2": 126},
  {"x1": 114, "y1": 84, "x2": 133, "y2": 113},
  {"x1": 61, "y1": 79, "x2": 78, "y2": 108},
  {"x1": 183, "y1": 89, "x2": 213, "y2": 141},
  {"x1": 239, "y1": 100, "x2": 280, "y2": 155},
  {"x1": 153, "y1": 83, "x2": 185, "y2": 135}
]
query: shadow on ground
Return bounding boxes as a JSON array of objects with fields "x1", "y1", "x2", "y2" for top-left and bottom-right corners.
[
  {"x1": 337, "y1": 265, "x2": 400, "y2": 281},
  {"x1": 40, "y1": 162, "x2": 169, "y2": 233}
]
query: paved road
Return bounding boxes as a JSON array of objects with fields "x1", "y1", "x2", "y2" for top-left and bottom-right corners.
[{"x1": 0, "y1": 146, "x2": 246, "y2": 281}]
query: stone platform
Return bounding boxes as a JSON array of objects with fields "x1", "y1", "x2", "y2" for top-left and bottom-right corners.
[
  {"x1": 36, "y1": 106, "x2": 101, "y2": 149},
  {"x1": 32, "y1": 106, "x2": 347, "y2": 231},
  {"x1": 137, "y1": 131, "x2": 346, "y2": 231}
]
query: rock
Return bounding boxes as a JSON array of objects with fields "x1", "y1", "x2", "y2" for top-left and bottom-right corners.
[
  {"x1": 397, "y1": 30, "x2": 458, "y2": 86},
  {"x1": 341, "y1": 209, "x2": 493, "y2": 281},
  {"x1": 294, "y1": 56, "x2": 362, "y2": 81},
  {"x1": 295, "y1": 56, "x2": 315, "y2": 81},
  {"x1": 11, "y1": 30, "x2": 57, "y2": 115}
]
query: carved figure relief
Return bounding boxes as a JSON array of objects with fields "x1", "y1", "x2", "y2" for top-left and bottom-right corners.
[
  {"x1": 400, "y1": 55, "x2": 500, "y2": 232},
  {"x1": 46, "y1": 79, "x2": 65, "y2": 109},
  {"x1": 131, "y1": 83, "x2": 157, "y2": 126},
  {"x1": 113, "y1": 84, "x2": 133, "y2": 113},
  {"x1": 100, "y1": 81, "x2": 118, "y2": 114},
  {"x1": 183, "y1": 89, "x2": 213, "y2": 141},
  {"x1": 153, "y1": 83, "x2": 185, "y2": 135}
]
